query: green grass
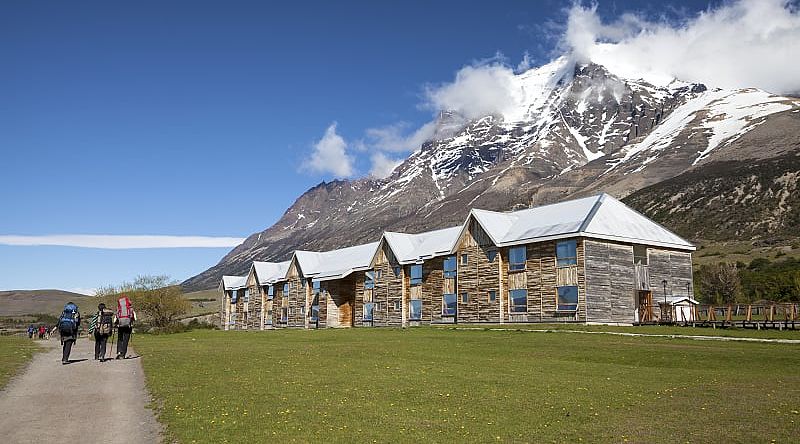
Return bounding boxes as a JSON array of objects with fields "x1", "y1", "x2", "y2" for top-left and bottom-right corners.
[
  {"x1": 0, "y1": 335, "x2": 41, "y2": 389},
  {"x1": 447, "y1": 323, "x2": 800, "y2": 340},
  {"x1": 136, "y1": 328, "x2": 800, "y2": 443}
]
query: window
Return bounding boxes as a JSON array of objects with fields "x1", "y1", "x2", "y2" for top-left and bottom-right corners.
[
  {"x1": 556, "y1": 240, "x2": 577, "y2": 267},
  {"x1": 267, "y1": 285, "x2": 275, "y2": 298},
  {"x1": 461, "y1": 292, "x2": 469, "y2": 303},
  {"x1": 231, "y1": 290, "x2": 238, "y2": 304},
  {"x1": 393, "y1": 300, "x2": 401, "y2": 311},
  {"x1": 487, "y1": 249, "x2": 497, "y2": 262},
  {"x1": 243, "y1": 289, "x2": 250, "y2": 303},
  {"x1": 509, "y1": 289, "x2": 527, "y2": 313},
  {"x1": 633, "y1": 245, "x2": 648, "y2": 265},
  {"x1": 313, "y1": 280, "x2": 321, "y2": 294},
  {"x1": 460, "y1": 254, "x2": 468, "y2": 265},
  {"x1": 442, "y1": 294, "x2": 457, "y2": 316},
  {"x1": 409, "y1": 299, "x2": 422, "y2": 320},
  {"x1": 488, "y1": 290, "x2": 497, "y2": 302},
  {"x1": 300, "y1": 306, "x2": 305, "y2": 315},
  {"x1": 280, "y1": 307, "x2": 288, "y2": 323},
  {"x1": 311, "y1": 295, "x2": 320, "y2": 322},
  {"x1": 363, "y1": 302, "x2": 375, "y2": 321},
  {"x1": 410, "y1": 264, "x2": 423, "y2": 285},
  {"x1": 283, "y1": 283, "x2": 289, "y2": 294},
  {"x1": 443, "y1": 256, "x2": 457, "y2": 278},
  {"x1": 509, "y1": 246, "x2": 527, "y2": 271},
  {"x1": 376, "y1": 269, "x2": 382, "y2": 279},
  {"x1": 364, "y1": 270, "x2": 375, "y2": 289},
  {"x1": 557, "y1": 286, "x2": 579, "y2": 311},
  {"x1": 393, "y1": 266, "x2": 401, "y2": 277}
]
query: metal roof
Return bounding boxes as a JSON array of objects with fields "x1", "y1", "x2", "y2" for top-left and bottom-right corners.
[
  {"x1": 249, "y1": 260, "x2": 291, "y2": 286},
  {"x1": 292, "y1": 241, "x2": 380, "y2": 281},
  {"x1": 219, "y1": 275, "x2": 247, "y2": 291},
  {"x1": 379, "y1": 226, "x2": 462, "y2": 265},
  {"x1": 455, "y1": 193, "x2": 694, "y2": 251}
]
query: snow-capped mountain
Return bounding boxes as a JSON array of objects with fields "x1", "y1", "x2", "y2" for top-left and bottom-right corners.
[{"x1": 184, "y1": 59, "x2": 800, "y2": 290}]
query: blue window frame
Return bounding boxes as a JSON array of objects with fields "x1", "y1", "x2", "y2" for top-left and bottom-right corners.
[
  {"x1": 557, "y1": 286, "x2": 579, "y2": 311},
  {"x1": 487, "y1": 249, "x2": 497, "y2": 262},
  {"x1": 409, "y1": 299, "x2": 422, "y2": 321},
  {"x1": 488, "y1": 290, "x2": 497, "y2": 302},
  {"x1": 283, "y1": 283, "x2": 289, "y2": 294},
  {"x1": 363, "y1": 302, "x2": 375, "y2": 321},
  {"x1": 393, "y1": 266, "x2": 401, "y2": 277},
  {"x1": 267, "y1": 285, "x2": 274, "y2": 298},
  {"x1": 461, "y1": 292, "x2": 469, "y2": 303},
  {"x1": 443, "y1": 256, "x2": 457, "y2": 278},
  {"x1": 509, "y1": 289, "x2": 527, "y2": 313},
  {"x1": 364, "y1": 271, "x2": 375, "y2": 289},
  {"x1": 410, "y1": 264, "x2": 423, "y2": 285},
  {"x1": 243, "y1": 289, "x2": 250, "y2": 303},
  {"x1": 557, "y1": 240, "x2": 578, "y2": 267},
  {"x1": 313, "y1": 280, "x2": 321, "y2": 294},
  {"x1": 509, "y1": 246, "x2": 527, "y2": 271},
  {"x1": 231, "y1": 289, "x2": 238, "y2": 304},
  {"x1": 442, "y1": 293, "x2": 457, "y2": 316}
]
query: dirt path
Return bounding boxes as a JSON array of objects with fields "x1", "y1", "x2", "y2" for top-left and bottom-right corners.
[{"x1": 0, "y1": 337, "x2": 162, "y2": 443}]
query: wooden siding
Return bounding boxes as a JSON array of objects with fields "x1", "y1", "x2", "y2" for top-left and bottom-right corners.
[
  {"x1": 453, "y1": 221, "x2": 501, "y2": 323},
  {"x1": 323, "y1": 275, "x2": 356, "y2": 328},
  {"x1": 584, "y1": 240, "x2": 636, "y2": 323}
]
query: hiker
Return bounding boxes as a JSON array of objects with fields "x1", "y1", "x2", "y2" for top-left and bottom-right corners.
[
  {"x1": 27, "y1": 324, "x2": 35, "y2": 339},
  {"x1": 57, "y1": 302, "x2": 81, "y2": 364},
  {"x1": 89, "y1": 303, "x2": 115, "y2": 361},
  {"x1": 38, "y1": 324, "x2": 46, "y2": 339},
  {"x1": 115, "y1": 295, "x2": 136, "y2": 359}
]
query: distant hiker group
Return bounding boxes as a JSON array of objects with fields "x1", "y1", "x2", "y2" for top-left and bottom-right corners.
[
  {"x1": 57, "y1": 296, "x2": 137, "y2": 364},
  {"x1": 27, "y1": 324, "x2": 50, "y2": 340}
]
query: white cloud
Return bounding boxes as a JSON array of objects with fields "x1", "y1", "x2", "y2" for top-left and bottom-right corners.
[
  {"x1": 361, "y1": 121, "x2": 438, "y2": 153},
  {"x1": 563, "y1": 0, "x2": 800, "y2": 94},
  {"x1": 302, "y1": 123, "x2": 355, "y2": 177},
  {"x1": 423, "y1": 63, "x2": 523, "y2": 120},
  {"x1": 368, "y1": 152, "x2": 404, "y2": 179},
  {"x1": 0, "y1": 234, "x2": 244, "y2": 249}
]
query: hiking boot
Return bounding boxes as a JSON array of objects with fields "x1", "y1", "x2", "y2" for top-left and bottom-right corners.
[{"x1": 116, "y1": 355, "x2": 122, "y2": 360}]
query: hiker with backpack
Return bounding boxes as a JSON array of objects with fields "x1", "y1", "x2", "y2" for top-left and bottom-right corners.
[
  {"x1": 115, "y1": 296, "x2": 136, "y2": 359},
  {"x1": 57, "y1": 302, "x2": 81, "y2": 364},
  {"x1": 89, "y1": 303, "x2": 115, "y2": 362}
]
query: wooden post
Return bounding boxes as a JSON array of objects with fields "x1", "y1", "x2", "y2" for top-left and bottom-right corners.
[
  {"x1": 222, "y1": 290, "x2": 229, "y2": 331},
  {"x1": 401, "y1": 266, "x2": 408, "y2": 329},
  {"x1": 498, "y1": 249, "x2": 505, "y2": 325},
  {"x1": 726, "y1": 305, "x2": 732, "y2": 323},
  {"x1": 305, "y1": 279, "x2": 312, "y2": 329},
  {"x1": 746, "y1": 305, "x2": 752, "y2": 323}
]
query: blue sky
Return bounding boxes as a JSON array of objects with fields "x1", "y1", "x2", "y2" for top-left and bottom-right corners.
[{"x1": 0, "y1": 0, "x2": 748, "y2": 292}]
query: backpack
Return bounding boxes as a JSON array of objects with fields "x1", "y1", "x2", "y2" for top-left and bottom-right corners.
[
  {"x1": 117, "y1": 296, "x2": 133, "y2": 328},
  {"x1": 97, "y1": 309, "x2": 114, "y2": 335},
  {"x1": 58, "y1": 303, "x2": 79, "y2": 335}
]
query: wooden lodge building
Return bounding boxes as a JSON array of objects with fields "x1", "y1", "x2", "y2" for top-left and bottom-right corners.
[
  {"x1": 219, "y1": 193, "x2": 695, "y2": 328},
  {"x1": 219, "y1": 275, "x2": 247, "y2": 331}
]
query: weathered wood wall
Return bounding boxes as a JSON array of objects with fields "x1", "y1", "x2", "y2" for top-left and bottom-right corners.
[
  {"x1": 323, "y1": 274, "x2": 356, "y2": 328},
  {"x1": 584, "y1": 240, "x2": 635, "y2": 323},
  {"x1": 369, "y1": 243, "x2": 404, "y2": 327},
  {"x1": 285, "y1": 261, "x2": 307, "y2": 328},
  {"x1": 454, "y1": 220, "x2": 501, "y2": 323}
]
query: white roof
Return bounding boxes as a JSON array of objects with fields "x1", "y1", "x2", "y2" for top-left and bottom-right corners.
[
  {"x1": 380, "y1": 226, "x2": 462, "y2": 264},
  {"x1": 456, "y1": 193, "x2": 694, "y2": 251},
  {"x1": 293, "y1": 241, "x2": 380, "y2": 281},
  {"x1": 668, "y1": 296, "x2": 700, "y2": 305},
  {"x1": 220, "y1": 275, "x2": 247, "y2": 291},
  {"x1": 250, "y1": 260, "x2": 291, "y2": 286}
]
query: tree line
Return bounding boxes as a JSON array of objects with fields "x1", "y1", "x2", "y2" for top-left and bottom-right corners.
[{"x1": 696, "y1": 257, "x2": 800, "y2": 304}]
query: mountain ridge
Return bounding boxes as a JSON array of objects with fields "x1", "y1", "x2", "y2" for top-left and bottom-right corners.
[{"x1": 183, "y1": 60, "x2": 800, "y2": 291}]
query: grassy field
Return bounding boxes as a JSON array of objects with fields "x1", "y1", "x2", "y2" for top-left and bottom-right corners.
[
  {"x1": 0, "y1": 335, "x2": 41, "y2": 389},
  {"x1": 136, "y1": 328, "x2": 800, "y2": 443}
]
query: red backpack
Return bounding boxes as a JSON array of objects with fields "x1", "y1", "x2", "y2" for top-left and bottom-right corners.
[{"x1": 117, "y1": 296, "x2": 133, "y2": 327}]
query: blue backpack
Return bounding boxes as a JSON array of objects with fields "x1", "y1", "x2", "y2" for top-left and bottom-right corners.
[{"x1": 58, "y1": 303, "x2": 79, "y2": 335}]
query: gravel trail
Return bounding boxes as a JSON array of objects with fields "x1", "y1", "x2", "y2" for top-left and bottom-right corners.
[{"x1": 0, "y1": 337, "x2": 162, "y2": 443}]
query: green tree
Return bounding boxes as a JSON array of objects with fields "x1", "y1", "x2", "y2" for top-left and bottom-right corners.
[
  {"x1": 95, "y1": 275, "x2": 190, "y2": 328},
  {"x1": 698, "y1": 262, "x2": 742, "y2": 304}
]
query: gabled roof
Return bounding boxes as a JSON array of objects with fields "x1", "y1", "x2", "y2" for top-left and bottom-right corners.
[
  {"x1": 454, "y1": 193, "x2": 694, "y2": 252},
  {"x1": 292, "y1": 241, "x2": 380, "y2": 281},
  {"x1": 219, "y1": 275, "x2": 247, "y2": 291},
  {"x1": 378, "y1": 226, "x2": 462, "y2": 265},
  {"x1": 249, "y1": 260, "x2": 291, "y2": 286}
]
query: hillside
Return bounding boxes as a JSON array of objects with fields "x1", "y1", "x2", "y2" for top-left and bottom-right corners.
[
  {"x1": 0, "y1": 290, "x2": 93, "y2": 317},
  {"x1": 183, "y1": 60, "x2": 800, "y2": 291}
]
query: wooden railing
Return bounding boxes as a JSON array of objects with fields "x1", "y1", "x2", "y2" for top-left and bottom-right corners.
[{"x1": 636, "y1": 303, "x2": 799, "y2": 329}]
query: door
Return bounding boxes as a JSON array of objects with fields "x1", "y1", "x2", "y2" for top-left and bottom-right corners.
[{"x1": 637, "y1": 291, "x2": 653, "y2": 322}]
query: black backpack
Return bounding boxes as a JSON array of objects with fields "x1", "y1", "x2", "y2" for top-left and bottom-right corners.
[
  {"x1": 58, "y1": 303, "x2": 79, "y2": 335},
  {"x1": 97, "y1": 309, "x2": 114, "y2": 335}
]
